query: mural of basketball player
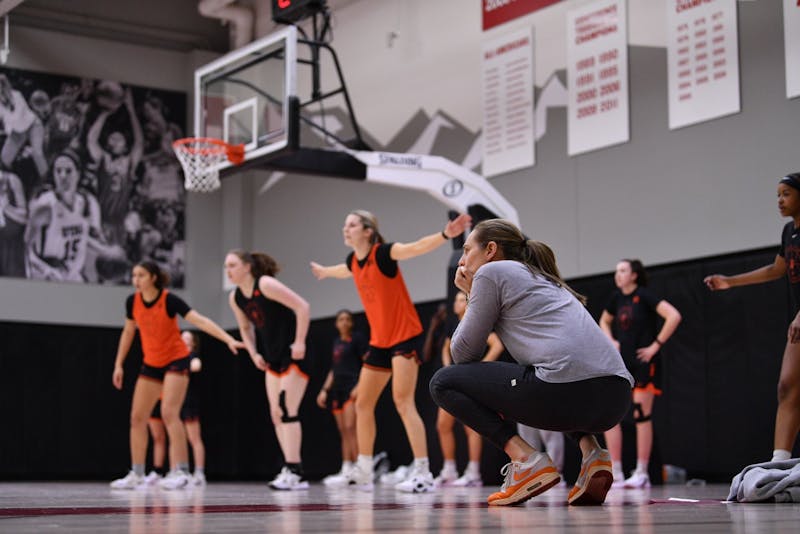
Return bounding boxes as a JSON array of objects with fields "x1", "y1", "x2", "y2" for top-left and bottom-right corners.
[
  {"x1": 0, "y1": 74, "x2": 48, "y2": 180},
  {"x1": 0, "y1": 167, "x2": 27, "y2": 277},
  {"x1": 25, "y1": 149, "x2": 123, "y2": 282},
  {"x1": 87, "y1": 86, "x2": 144, "y2": 247}
]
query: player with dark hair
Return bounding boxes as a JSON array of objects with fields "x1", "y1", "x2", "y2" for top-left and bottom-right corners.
[
  {"x1": 429, "y1": 219, "x2": 633, "y2": 506},
  {"x1": 25, "y1": 149, "x2": 122, "y2": 282},
  {"x1": 311, "y1": 209, "x2": 471, "y2": 493},
  {"x1": 705, "y1": 172, "x2": 800, "y2": 463},
  {"x1": 599, "y1": 259, "x2": 682, "y2": 488},
  {"x1": 318, "y1": 309, "x2": 368, "y2": 486},
  {"x1": 225, "y1": 249, "x2": 311, "y2": 490},
  {"x1": 110, "y1": 261, "x2": 244, "y2": 490}
]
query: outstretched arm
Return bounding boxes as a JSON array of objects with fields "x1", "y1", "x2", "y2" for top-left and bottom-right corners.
[
  {"x1": 87, "y1": 110, "x2": 110, "y2": 162},
  {"x1": 310, "y1": 261, "x2": 351, "y2": 280},
  {"x1": 124, "y1": 88, "x2": 144, "y2": 168},
  {"x1": 390, "y1": 213, "x2": 471, "y2": 261},
  {"x1": 704, "y1": 255, "x2": 786, "y2": 290},
  {"x1": 184, "y1": 310, "x2": 245, "y2": 355}
]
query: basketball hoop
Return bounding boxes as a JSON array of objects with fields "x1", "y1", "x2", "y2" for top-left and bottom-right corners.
[{"x1": 172, "y1": 137, "x2": 245, "y2": 193}]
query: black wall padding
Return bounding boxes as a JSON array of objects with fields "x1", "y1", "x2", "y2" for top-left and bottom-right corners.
[{"x1": 0, "y1": 247, "x2": 795, "y2": 482}]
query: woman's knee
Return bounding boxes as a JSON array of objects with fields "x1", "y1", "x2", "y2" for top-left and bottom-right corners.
[
  {"x1": 429, "y1": 367, "x2": 453, "y2": 404},
  {"x1": 777, "y1": 378, "x2": 800, "y2": 403},
  {"x1": 392, "y1": 392, "x2": 417, "y2": 417}
]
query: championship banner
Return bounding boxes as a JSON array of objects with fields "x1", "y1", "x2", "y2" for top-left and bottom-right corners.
[
  {"x1": 666, "y1": 0, "x2": 740, "y2": 129},
  {"x1": 566, "y1": 0, "x2": 629, "y2": 156},
  {"x1": 785, "y1": 0, "x2": 800, "y2": 99},
  {"x1": 482, "y1": 0, "x2": 562, "y2": 31},
  {"x1": 481, "y1": 27, "x2": 535, "y2": 177}
]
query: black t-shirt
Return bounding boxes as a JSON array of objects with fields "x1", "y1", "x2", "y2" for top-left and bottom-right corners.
[
  {"x1": 779, "y1": 221, "x2": 800, "y2": 313},
  {"x1": 331, "y1": 331, "x2": 367, "y2": 383},
  {"x1": 346, "y1": 243, "x2": 398, "y2": 277},
  {"x1": 125, "y1": 290, "x2": 190, "y2": 319},
  {"x1": 604, "y1": 287, "x2": 662, "y2": 363},
  {"x1": 234, "y1": 279, "x2": 296, "y2": 363}
]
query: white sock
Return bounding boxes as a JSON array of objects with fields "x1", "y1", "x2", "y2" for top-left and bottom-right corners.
[
  {"x1": 342, "y1": 460, "x2": 354, "y2": 471},
  {"x1": 357, "y1": 455, "x2": 373, "y2": 474},
  {"x1": 413, "y1": 457, "x2": 430, "y2": 473},
  {"x1": 443, "y1": 459, "x2": 456, "y2": 472},
  {"x1": 466, "y1": 461, "x2": 480, "y2": 475},
  {"x1": 772, "y1": 449, "x2": 791, "y2": 461},
  {"x1": 635, "y1": 460, "x2": 648, "y2": 474}
]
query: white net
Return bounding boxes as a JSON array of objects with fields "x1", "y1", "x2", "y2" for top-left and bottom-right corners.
[{"x1": 172, "y1": 138, "x2": 228, "y2": 193}]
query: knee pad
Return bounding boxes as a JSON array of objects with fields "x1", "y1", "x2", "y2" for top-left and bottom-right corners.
[
  {"x1": 278, "y1": 390, "x2": 300, "y2": 423},
  {"x1": 633, "y1": 402, "x2": 651, "y2": 423}
]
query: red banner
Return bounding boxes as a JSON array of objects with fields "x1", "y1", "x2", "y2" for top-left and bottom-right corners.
[{"x1": 482, "y1": 0, "x2": 562, "y2": 30}]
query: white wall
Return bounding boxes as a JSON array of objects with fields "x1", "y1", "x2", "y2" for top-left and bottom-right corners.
[{"x1": 2, "y1": 0, "x2": 798, "y2": 327}]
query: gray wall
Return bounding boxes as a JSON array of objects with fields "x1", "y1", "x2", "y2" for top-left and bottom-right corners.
[{"x1": 1, "y1": 0, "x2": 798, "y2": 327}]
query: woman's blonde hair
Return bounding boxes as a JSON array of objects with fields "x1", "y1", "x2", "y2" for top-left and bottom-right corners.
[
  {"x1": 471, "y1": 219, "x2": 587, "y2": 305},
  {"x1": 349, "y1": 210, "x2": 385, "y2": 244}
]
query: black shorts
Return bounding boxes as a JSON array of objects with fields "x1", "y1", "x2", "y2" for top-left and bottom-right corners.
[
  {"x1": 625, "y1": 354, "x2": 662, "y2": 394},
  {"x1": 180, "y1": 390, "x2": 200, "y2": 421},
  {"x1": 326, "y1": 377, "x2": 358, "y2": 413},
  {"x1": 363, "y1": 335, "x2": 422, "y2": 371},
  {"x1": 140, "y1": 356, "x2": 191, "y2": 382},
  {"x1": 266, "y1": 358, "x2": 311, "y2": 379}
]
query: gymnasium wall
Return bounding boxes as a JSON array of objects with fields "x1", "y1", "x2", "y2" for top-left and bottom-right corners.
[
  {"x1": 1, "y1": 247, "x2": 793, "y2": 481},
  {"x1": 0, "y1": 0, "x2": 798, "y2": 481}
]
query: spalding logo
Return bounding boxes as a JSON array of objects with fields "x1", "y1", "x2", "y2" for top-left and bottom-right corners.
[{"x1": 442, "y1": 179, "x2": 464, "y2": 198}]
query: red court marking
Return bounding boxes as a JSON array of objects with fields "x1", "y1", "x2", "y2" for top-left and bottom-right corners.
[{"x1": 0, "y1": 501, "x2": 486, "y2": 518}]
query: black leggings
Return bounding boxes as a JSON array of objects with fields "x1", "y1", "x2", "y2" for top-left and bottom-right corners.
[{"x1": 429, "y1": 362, "x2": 631, "y2": 450}]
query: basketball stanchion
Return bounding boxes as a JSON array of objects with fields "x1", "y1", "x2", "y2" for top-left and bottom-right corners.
[{"x1": 172, "y1": 137, "x2": 245, "y2": 193}]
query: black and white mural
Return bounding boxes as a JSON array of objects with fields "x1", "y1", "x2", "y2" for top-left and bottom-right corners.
[{"x1": 0, "y1": 66, "x2": 186, "y2": 286}]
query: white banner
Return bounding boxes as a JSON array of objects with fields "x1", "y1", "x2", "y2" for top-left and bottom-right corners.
[
  {"x1": 666, "y1": 0, "x2": 740, "y2": 129},
  {"x1": 566, "y1": 0, "x2": 629, "y2": 156},
  {"x1": 785, "y1": 0, "x2": 800, "y2": 99},
  {"x1": 481, "y1": 27, "x2": 535, "y2": 177}
]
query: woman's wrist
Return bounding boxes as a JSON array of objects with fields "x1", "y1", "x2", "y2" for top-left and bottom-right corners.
[
  {"x1": 654, "y1": 338, "x2": 664, "y2": 346},
  {"x1": 441, "y1": 230, "x2": 449, "y2": 240}
]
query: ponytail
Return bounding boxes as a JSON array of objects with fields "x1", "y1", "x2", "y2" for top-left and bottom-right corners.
[
  {"x1": 472, "y1": 219, "x2": 587, "y2": 305},
  {"x1": 136, "y1": 260, "x2": 169, "y2": 289}
]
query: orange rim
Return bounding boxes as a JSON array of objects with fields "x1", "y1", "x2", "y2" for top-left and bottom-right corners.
[{"x1": 172, "y1": 137, "x2": 245, "y2": 165}]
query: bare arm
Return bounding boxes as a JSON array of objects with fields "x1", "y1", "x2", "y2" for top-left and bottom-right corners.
[
  {"x1": 636, "y1": 300, "x2": 682, "y2": 363},
  {"x1": 704, "y1": 255, "x2": 786, "y2": 290},
  {"x1": 228, "y1": 290, "x2": 266, "y2": 371},
  {"x1": 1, "y1": 173, "x2": 27, "y2": 224},
  {"x1": 112, "y1": 318, "x2": 137, "y2": 390},
  {"x1": 441, "y1": 337, "x2": 452, "y2": 367},
  {"x1": 599, "y1": 310, "x2": 620, "y2": 351},
  {"x1": 390, "y1": 213, "x2": 471, "y2": 261},
  {"x1": 86, "y1": 110, "x2": 110, "y2": 162},
  {"x1": 183, "y1": 309, "x2": 245, "y2": 355},
  {"x1": 259, "y1": 275, "x2": 310, "y2": 360},
  {"x1": 124, "y1": 89, "x2": 144, "y2": 167},
  {"x1": 310, "y1": 261, "x2": 352, "y2": 280},
  {"x1": 316, "y1": 370, "x2": 334, "y2": 408},
  {"x1": 481, "y1": 332, "x2": 505, "y2": 362}
]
